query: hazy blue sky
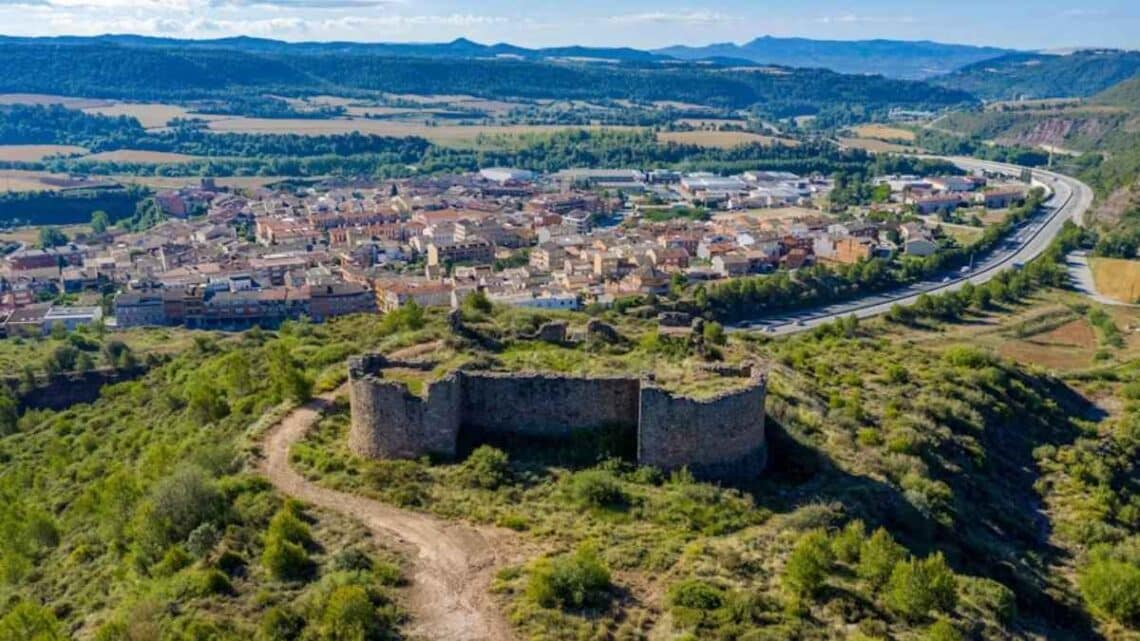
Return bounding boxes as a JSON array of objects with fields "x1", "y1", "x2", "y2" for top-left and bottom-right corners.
[{"x1": 0, "y1": 0, "x2": 1137, "y2": 50}]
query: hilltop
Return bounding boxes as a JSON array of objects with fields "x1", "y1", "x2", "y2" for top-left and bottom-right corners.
[
  {"x1": 657, "y1": 35, "x2": 1012, "y2": 80},
  {"x1": 933, "y1": 50, "x2": 1140, "y2": 100}
]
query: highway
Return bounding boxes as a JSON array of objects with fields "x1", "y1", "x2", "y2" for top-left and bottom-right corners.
[{"x1": 729, "y1": 157, "x2": 1096, "y2": 335}]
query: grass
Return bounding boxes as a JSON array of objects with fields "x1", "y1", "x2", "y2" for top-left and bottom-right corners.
[
  {"x1": 839, "y1": 137, "x2": 918, "y2": 153},
  {"x1": 938, "y1": 222, "x2": 985, "y2": 245},
  {"x1": 0, "y1": 144, "x2": 88, "y2": 162},
  {"x1": 849, "y1": 124, "x2": 918, "y2": 142},
  {"x1": 205, "y1": 118, "x2": 638, "y2": 146},
  {"x1": 85, "y1": 150, "x2": 204, "y2": 164},
  {"x1": 1090, "y1": 256, "x2": 1140, "y2": 303},
  {"x1": 656, "y1": 130, "x2": 798, "y2": 149}
]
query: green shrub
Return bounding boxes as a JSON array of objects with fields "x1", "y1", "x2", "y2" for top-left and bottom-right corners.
[
  {"x1": 567, "y1": 470, "x2": 627, "y2": 509},
  {"x1": 886, "y1": 553, "x2": 958, "y2": 622},
  {"x1": 959, "y1": 576, "x2": 1016, "y2": 624},
  {"x1": 267, "y1": 505, "x2": 313, "y2": 548},
  {"x1": 188, "y1": 568, "x2": 234, "y2": 597},
  {"x1": 922, "y1": 619, "x2": 962, "y2": 641},
  {"x1": 942, "y1": 346, "x2": 993, "y2": 369},
  {"x1": 526, "y1": 545, "x2": 612, "y2": 610},
  {"x1": 858, "y1": 528, "x2": 905, "y2": 592},
  {"x1": 1079, "y1": 556, "x2": 1140, "y2": 627},
  {"x1": 782, "y1": 529, "x2": 835, "y2": 599},
  {"x1": 0, "y1": 601, "x2": 67, "y2": 641},
  {"x1": 832, "y1": 520, "x2": 866, "y2": 564},
  {"x1": 153, "y1": 545, "x2": 193, "y2": 577},
  {"x1": 258, "y1": 607, "x2": 303, "y2": 641},
  {"x1": 459, "y1": 445, "x2": 511, "y2": 490},
  {"x1": 668, "y1": 579, "x2": 727, "y2": 628},
  {"x1": 319, "y1": 585, "x2": 397, "y2": 641},
  {"x1": 262, "y1": 534, "x2": 312, "y2": 582}
]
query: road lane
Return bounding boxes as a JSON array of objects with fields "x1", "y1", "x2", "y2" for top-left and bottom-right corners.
[{"x1": 729, "y1": 158, "x2": 1095, "y2": 335}]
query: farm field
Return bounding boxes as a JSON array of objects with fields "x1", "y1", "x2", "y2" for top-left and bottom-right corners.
[
  {"x1": 849, "y1": 124, "x2": 917, "y2": 141},
  {"x1": 656, "y1": 130, "x2": 797, "y2": 148},
  {"x1": 1090, "y1": 256, "x2": 1140, "y2": 303},
  {"x1": 110, "y1": 174, "x2": 298, "y2": 191},
  {"x1": 838, "y1": 137, "x2": 917, "y2": 153},
  {"x1": 85, "y1": 149, "x2": 203, "y2": 164},
  {"x1": 204, "y1": 117, "x2": 634, "y2": 145},
  {"x1": 81, "y1": 102, "x2": 200, "y2": 128},
  {"x1": 0, "y1": 93, "x2": 111, "y2": 109},
  {"x1": 0, "y1": 169, "x2": 118, "y2": 192},
  {"x1": 0, "y1": 222, "x2": 91, "y2": 245},
  {"x1": 0, "y1": 144, "x2": 88, "y2": 162}
]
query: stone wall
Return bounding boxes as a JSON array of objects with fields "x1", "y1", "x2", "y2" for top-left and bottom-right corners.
[
  {"x1": 637, "y1": 376, "x2": 767, "y2": 481},
  {"x1": 347, "y1": 354, "x2": 768, "y2": 482},
  {"x1": 461, "y1": 372, "x2": 640, "y2": 438}
]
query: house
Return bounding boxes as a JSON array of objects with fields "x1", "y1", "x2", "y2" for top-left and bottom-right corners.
[
  {"x1": 646, "y1": 247, "x2": 690, "y2": 271},
  {"x1": 376, "y1": 281, "x2": 454, "y2": 312},
  {"x1": 913, "y1": 194, "x2": 963, "y2": 216},
  {"x1": 114, "y1": 292, "x2": 167, "y2": 328},
  {"x1": 981, "y1": 188, "x2": 1026, "y2": 209},
  {"x1": 307, "y1": 283, "x2": 376, "y2": 321},
  {"x1": 427, "y1": 238, "x2": 494, "y2": 267},
  {"x1": 832, "y1": 237, "x2": 875, "y2": 264},
  {"x1": 712, "y1": 254, "x2": 751, "y2": 277},
  {"x1": 929, "y1": 176, "x2": 982, "y2": 193},
  {"x1": 42, "y1": 305, "x2": 103, "y2": 334}
]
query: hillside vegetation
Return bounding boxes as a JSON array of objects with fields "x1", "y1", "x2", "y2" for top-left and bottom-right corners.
[{"x1": 933, "y1": 50, "x2": 1140, "y2": 101}]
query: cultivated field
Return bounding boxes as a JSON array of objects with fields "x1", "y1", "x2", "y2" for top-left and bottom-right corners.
[
  {"x1": 81, "y1": 102, "x2": 199, "y2": 129},
  {"x1": 0, "y1": 93, "x2": 111, "y2": 109},
  {"x1": 0, "y1": 145, "x2": 88, "y2": 162},
  {"x1": 111, "y1": 174, "x2": 297, "y2": 191},
  {"x1": 0, "y1": 169, "x2": 118, "y2": 192},
  {"x1": 849, "y1": 124, "x2": 917, "y2": 141},
  {"x1": 657, "y1": 130, "x2": 798, "y2": 148},
  {"x1": 1090, "y1": 256, "x2": 1140, "y2": 303},
  {"x1": 838, "y1": 137, "x2": 916, "y2": 153},
  {"x1": 85, "y1": 150, "x2": 203, "y2": 164},
  {"x1": 205, "y1": 117, "x2": 632, "y2": 145}
]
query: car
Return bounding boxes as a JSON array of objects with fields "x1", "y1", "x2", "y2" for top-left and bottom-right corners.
[
  {"x1": 941, "y1": 276, "x2": 951, "y2": 283},
  {"x1": 794, "y1": 320, "x2": 805, "y2": 327},
  {"x1": 959, "y1": 266, "x2": 971, "y2": 274}
]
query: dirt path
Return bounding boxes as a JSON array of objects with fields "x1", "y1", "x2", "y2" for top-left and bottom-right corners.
[{"x1": 260, "y1": 388, "x2": 519, "y2": 641}]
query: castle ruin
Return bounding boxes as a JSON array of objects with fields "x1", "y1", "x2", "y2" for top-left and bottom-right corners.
[{"x1": 347, "y1": 354, "x2": 768, "y2": 482}]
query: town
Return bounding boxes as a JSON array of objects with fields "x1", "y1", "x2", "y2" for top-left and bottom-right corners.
[{"x1": 0, "y1": 166, "x2": 1030, "y2": 335}]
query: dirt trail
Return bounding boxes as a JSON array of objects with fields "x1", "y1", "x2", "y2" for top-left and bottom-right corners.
[{"x1": 260, "y1": 389, "x2": 519, "y2": 641}]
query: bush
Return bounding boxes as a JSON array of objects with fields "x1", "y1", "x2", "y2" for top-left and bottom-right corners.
[
  {"x1": 267, "y1": 505, "x2": 313, "y2": 548},
  {"x1": 832, "y1": 520, "x2": 866, "y2": 564},
  {"x1": 319, "y1": 585, "x2": 394, "y2": 641},
  {"x1": 858, "y1": 528, "x2": 905, "y2": 591},
  {"x1": 1079, "y1": 556, "x2": 1140, "y2": 627},
  {"x1": 567, "y1": 470, "x2": 627, "y2": 509},
  {"x1": 144, "y1": 465, "x2": 224, "y2": 548},
  {"x1": 259, "y1": 607, "x2": 303, "y2": 641},
  {"x1": 886, "y1": 553, "x2": 958, "y2": 622},
  {"x1": 188, "y1": 568, "x2": 234, "y2": 597},
  {"x1": 459, "y1": 445, "x2": 511, "y2": 490},
  {"x1": 0, "y1": 601, "x2": 67, "y2": 641},
  {"x1": 959, "y1": 576, "x2": 1016, "y2": 624},
  {"x1": 668, "y1": 579, "x2": 726, "y2": 628},
  {"x1": 782, "y1": 530, "x2": 835, "y2": 599},
  {"x1": 262, "y1": 535, "x2": 312, "y2": 582},
  {"x1": 526, "y1": 545, "x2": 612, "y2": 610},
  {"x1": 922, "y1": 619, "x2": 962, "y2": 641}
]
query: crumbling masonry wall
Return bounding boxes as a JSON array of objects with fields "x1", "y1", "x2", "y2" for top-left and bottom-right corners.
[{"x1": 347, "y1": 354, "x2": 767, "y2": 481}]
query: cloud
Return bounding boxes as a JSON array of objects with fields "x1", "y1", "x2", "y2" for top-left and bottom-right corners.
[
  {"x1": 209, "y1": 0, "x2": 401, "y2": 8},
  {"x1": 606, "y1": 10, "x2": 731, "y2": 26},
  {"x1": 815, "y1": 14, "x2": 919, "y2": 25}
]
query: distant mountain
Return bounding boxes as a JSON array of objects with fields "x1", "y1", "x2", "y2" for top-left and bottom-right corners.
[
  {"x1": 933, "y1": 50, "x2": 1140, "y2": 100},
  {"x1": 654, "y1": 36, "x2": 1012, "y2": 79},
  {"x1": 0, "y1": 35, "x2": 668, "y2": 64},
  {"x1": 1094, "y1": 74, "x2": 1140, "y2": 109}
]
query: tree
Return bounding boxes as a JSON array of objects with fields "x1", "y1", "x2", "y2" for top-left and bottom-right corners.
[
  {"x1": 702, "y1": 321, "x2": 726, "y2": 346},
  {"x1": 886, "y1": 553, "x2": 958, "y2": 622},
  {"x1": 459, "y1": 445, "x2": 511, "y2": 490},
  {"x1": 782, "y1": 529, "x2": 834, "y2": 600},
  {"x1": 142, "y1": 465, "x2": 224, "y2": 549},
  {"x1": 832, "y1": 520, "x2": 866, "y2": 564},
  {"x1": 37, "y1": 227, "x2": 68, "y2": 249},
  {"x1": 858, "y1": 527, "x2": 905, "y2": 591},
  {"x1": 90, "y1": 210, "x2": 110, "y2": 234},
  {"x1": 267, "y1": 343, "x2": 312, "y2": 404}
]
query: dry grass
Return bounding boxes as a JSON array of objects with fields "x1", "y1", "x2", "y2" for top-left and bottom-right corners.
[
  {"x1": 205, "y1": 117, "x2": 634, "y2": 145},
  {"x1": 0, "y1": 93, "x2": 111, "y2": 109},
  {"x1": 849, "y1": 124, "x2": 917, "y2": 141},
  {"x1": 81, "y1": 103, "x2": 199, "y2": 129},
  {"x1": 85, "y1": 150, "x2": 203, "y2": 164},
  {"x1": 111, "y1": 175, "x2": 293, "y2": 191},
  {"x1": 0, "y1": 223, "x2": 92, "y2": 245},
  {"x1": 1090, "y1": 257, "x2": 1140, "y2": 303},
  {"x1": 939, "y1": 223, "x2": 984, "y2": 245},
  {"x1": 0, "y1": 145, "x2": 88, "y2": 162},
  {"x1": 838, "y1": 137, "x2": 917, "y2": 153},
  {"x1": 657, "y1": 130, "x2": 798, "y2": 148},
  {"x1": 0, "y1": 170, "x2": 119, "y2": 192}
]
